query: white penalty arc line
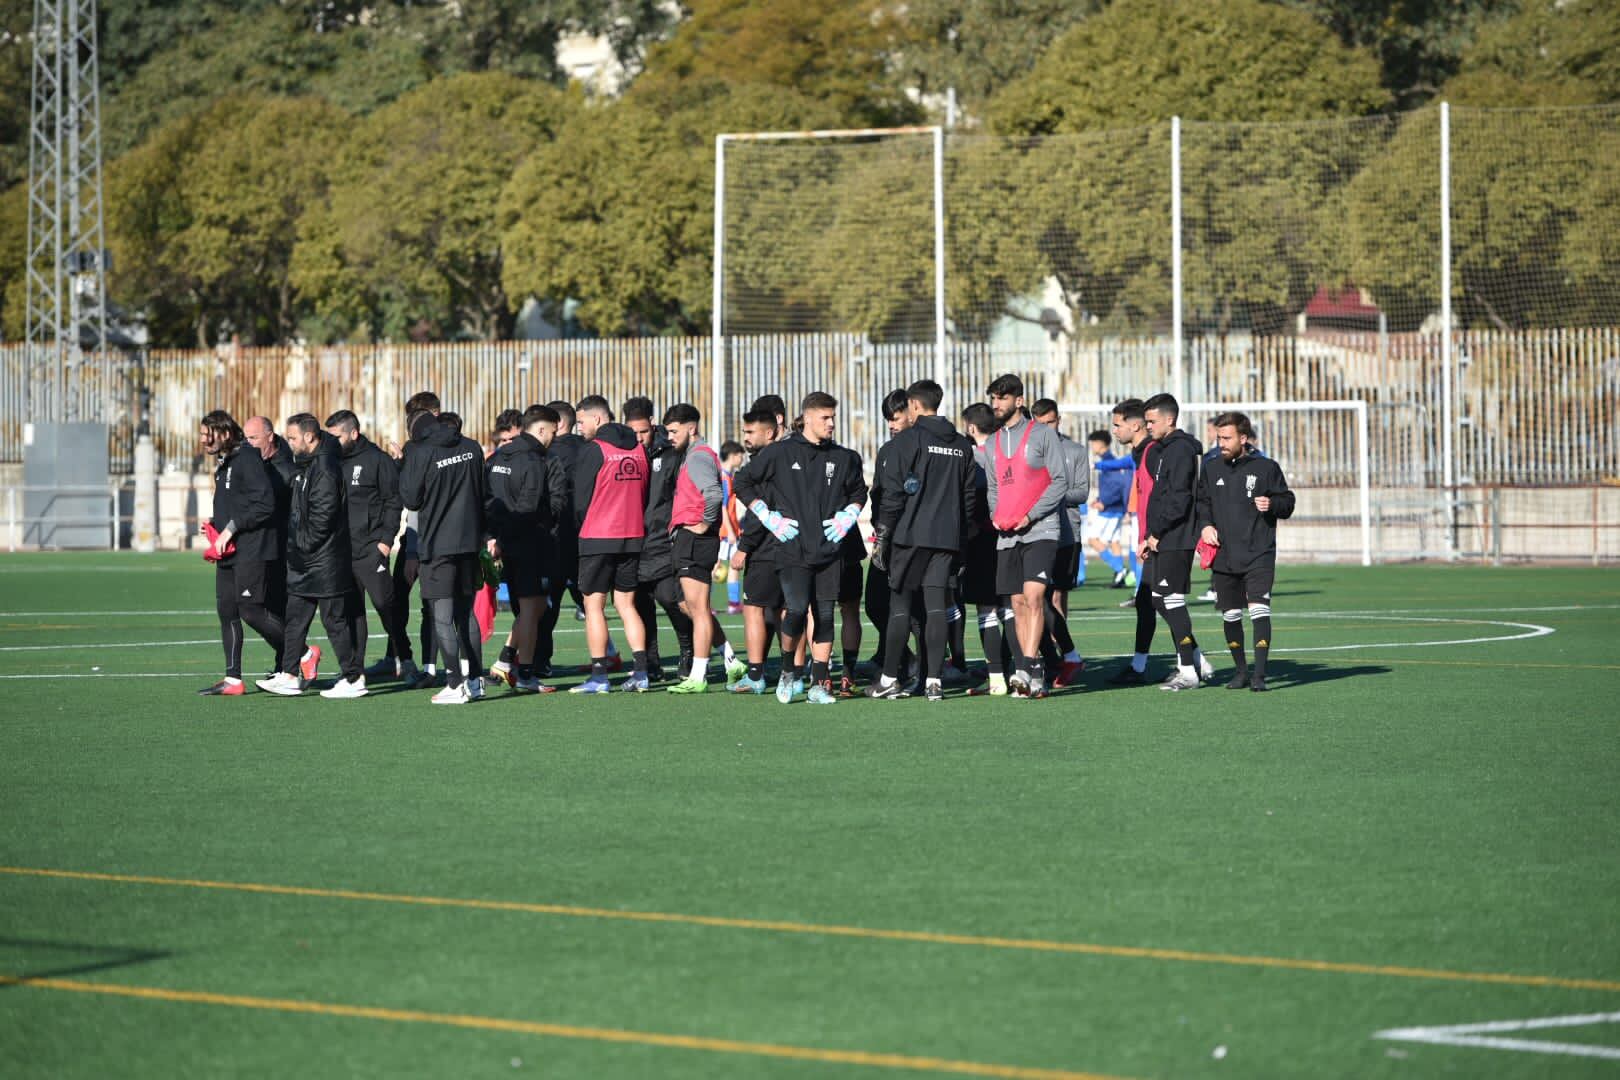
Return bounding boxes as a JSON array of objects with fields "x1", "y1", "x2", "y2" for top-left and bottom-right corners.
[
  {"x1": 1376, "y1": 1011, "x2": 1620, "y2": 1061},
  {"x1": 1274, "y1": 614, "x2": 1556, "y2": 653}
]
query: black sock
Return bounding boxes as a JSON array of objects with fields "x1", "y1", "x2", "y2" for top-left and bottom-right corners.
[
  {"x1": 1252, "y1": 615, "x2": 1272, "y2": 680},
  {"x1": 948, "y1": 609, "x2": 967, "y2": 670},
  {"x1": 517, "y1": 662, "x2": 534, "y2": 680},
  {"x1": 632, "y1": 650, "x2": 648, "y2": 676},
  {"x1": 978, "y1": 616, "x2": 1003, "y2": 676},
  {"x1": 1160, "y1": 598, "x2": 1198, "y2": 668},
  {"x1": 499, "y1": 644, "x2": 516, "y2": 665},
  {"x1": 787, "y1": 663, "x2": 804, "y2": 682},
  {"x1": 590, "y1": 657, "x2": 607, "y2": 677},
  {"x1": 811, "y1": 659, "x2": 830, "y2": 684},
  {"x1": 747, "y1": 662, "x2": 764, "y2": 681},
  {"x1": 1224, "y1": 615, "x2": 1247, "y2": 677},
  {"x1": 842, "y1": 648, "x2": 858, "y2": 675}
]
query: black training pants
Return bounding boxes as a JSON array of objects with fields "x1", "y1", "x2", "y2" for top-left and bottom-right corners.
[
  {"x1": 283, "y1": 592, "x2": 363, "y2": 681},
  {"x1": 352, "y1": 552, "x2": 411, "y2": 664},
  {"x1": 214, "y1": 559, "x2": 285, "y2": 679}
]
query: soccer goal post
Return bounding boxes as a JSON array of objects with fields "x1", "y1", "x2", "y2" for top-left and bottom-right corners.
[
  {"x1": 1056, "y1": 399, "x2": 1372, "y2": 567},
  {"x1": 712, "y1": 126, "x2": 946, "y2": 435}
]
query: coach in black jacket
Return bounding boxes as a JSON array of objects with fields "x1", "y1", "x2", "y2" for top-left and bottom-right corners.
[
  {"x1": 400, "y1": 410, "x2": 487, "y2": 698},
  {"x1": 870, "y1": 380, "x2": 977, "y2": 697},
  {"x1": 199, "y1": 410, "x2": 286, "y2": 695},
  {"x1": 275, "y1": 421, "x2": 364, "y2": 691},
  {"x1": 535, "y1": 401, "x2": 583, "y2": 673},
  {"x1": 325, "y1": 410, "x2": 412, "y2": 677},
  {"x1": 1141, "y1": 393, "x2": 1206, "y2": 690}
]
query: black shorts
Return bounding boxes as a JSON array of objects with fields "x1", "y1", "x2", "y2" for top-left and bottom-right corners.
[
  {"x1": 419, "y1": 552, "x2": 482, "y2": 600},
  {"x1": 1052, "y1": 544, "x2": 1080, "y2": 592},
  {"x1": 838, "y1": 556, "x2": 863, "y2": 603},
  {"x1": 890, "y1": 546, "x2": 955, "y2": 591},
  {"x1": 216, "y1": 558, "x2": 272, "y2": 607},
  {"x1": 995, "y1": 540, "x2": 1057, "y2": 596},
  {"x1": 959, "y1": 536, "x2": 999, "y2": 607},
  {"x1": 672, "y1": 529, "x2": 722, "y2": 583},
  {"x1": 500, "y1": 541, "x2": 547, "y2": 598},
  {"x1": 578, "y1": 551, "x2": 639, "y2": 595},
  {"x1": 743, "y1": 556, "x2": 783, "y2": 610},
  {"x1": 1212, "y1": 565, "x2": 1275, "y2": 610},
  {"x1": 1146, "y1": 549, "x2": 1195, "y2": 597},
  {"x1": 780, "y1": 560, "x2": 844, "y2": 615}
]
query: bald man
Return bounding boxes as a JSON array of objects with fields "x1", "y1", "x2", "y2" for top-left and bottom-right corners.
[{"x1": 243, "y1": 415, "x2": 296, "y2": 620}]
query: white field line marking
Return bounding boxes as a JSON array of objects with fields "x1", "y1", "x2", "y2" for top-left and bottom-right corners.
[
  {"x1": 0, "y1": 614, "x2": 1559, "y2": 656},
  {"x1": 1375, "y1": 1011, "x2": 1620, "y2": 1061},
  {"x1": 0, "y1": 672, "x2": 199, "y2": 680}
]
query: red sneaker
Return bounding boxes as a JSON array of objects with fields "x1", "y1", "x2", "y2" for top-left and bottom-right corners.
[
  {"x1": 300, "y1": 645, "x2": 322, "y2": 684},
  {"x1": 198, "y1": 678, "x2": 245, "y2": 696},
  {"x1": 1052, "y1": 658, "x2": 1086, "y2": 688}
]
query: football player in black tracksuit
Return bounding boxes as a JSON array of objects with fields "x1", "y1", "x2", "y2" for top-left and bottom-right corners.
[
  {"x1": 1140, "y1": 393, "x2": 1210, "y2": 693},
  {"x1": 732, "y1": 391, "x2": 867, "y2": 706},
  {"x1": 198, "y1": 410, "x2": 286, "y2": 696},
  {"x1": 536, "y1": 401, "x2": 596, "y2": 677},
  {"x1": 324, "y1": 410, "x2": 413, "y2": 684},
  {"x1": 863, "y1": 389, "x2": 916, "y2": 684},
  {"x1": 243, "y1": 415, "x2": 297, "y2": 620},
  {"x1": 1197, "y1": 411, "x2": 1296, "y2": 692},
  {"x1": 636, "y1": 422, "x2": 680, "y2": 680},
  {"x1": 260, "y1": 420, "x2": 366, "y2": 697},
  {"x1": 868, "y1": 380, "x2": 978, "y2": 702},
  {"x1": 485, "y1": 406, "x2": 568, "y2": 693},
  {"x1": 400, "y1": 409, "x2": 488, "y2": 703}
]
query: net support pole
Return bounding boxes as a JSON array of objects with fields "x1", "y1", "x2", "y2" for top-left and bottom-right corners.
[
  {"x1": 1439, "y1": 101, "x2": 1456, "y2": 561},
  {"x1": 1356, "y1": 399, "x2": 1372, "y2": 566},
  {"x1": 712, "y1": 134, "x2": 727, "y2": 437},
  {"x1": 932, "y1": 125, "x2": 947, "y2": 396},
  {"x1": 1170, "y1": 116, "x2": 1184, "y2": 402}
]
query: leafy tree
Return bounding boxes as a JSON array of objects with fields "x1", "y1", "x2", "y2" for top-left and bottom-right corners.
[
  {"x1": 1443, "y1": 0, "x2": 1620, "y2": 106},
  {"x1": 0, "y1": 0, "x2": 30, "y2": 191},
  {"x1": 501, "y1": 82, "x2": 839, "y2": 336},
  {"x1": 106, "y1": 96, "x2": 347, "y2": 347},
  {"x1": 888, "y1": 0, "x2": 1102, "y2": 121},
  {"x1": 0, "y1": 180, "x2": 26, "y2": 339},
  {"x1": 291, "y1": 72, "x2": 570, "y2": 342},
  {"x1": 633, "y1": 0, "x2": 919, "y2": 128},
  {"x1": 1280, "y1": 0, "x2": 1516, "y2": 107}
]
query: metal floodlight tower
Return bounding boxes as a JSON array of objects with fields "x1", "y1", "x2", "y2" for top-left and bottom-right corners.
[{"x1": 25, "y1": 0, "x2": 109, "y2": 423}]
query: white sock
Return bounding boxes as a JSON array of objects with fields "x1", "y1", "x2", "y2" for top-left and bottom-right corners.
[
  {"x1": 425, "y1": 664, "x2": 437, "y2": 676},
  {"x1": 879, "y1": 674, "x2": 896, "y2": 688},
  {"x1": 691, "y1": 657, "x2": 709, "y2": 681},
  {"x1": 722, "y1": 640, "x2": 737, "y2": 665},
  {"x1": 223, "y1": 676, "x2": 242, "y2": 686},
  {"x1": 1131, "y1": 652, "x2": 1148, "y2": 673},
  {"x1": 1179, "y1": 664, "x2": 1198, "y2": 678},
  {"x1": 926, "y1": 677, "x2": 942, "y2": 688}
]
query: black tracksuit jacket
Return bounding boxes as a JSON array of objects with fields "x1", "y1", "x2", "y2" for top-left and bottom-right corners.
[
  {"x1": 876, "y1": 415, "x2": 979, "y2": 553},
  {"x1": 1195, "y1": 450, "x2": 1297, "y2": 572},
  {"x1": 640, "y1": 430, "x2": 680, "y2": 578},
  {"x1": 732, "y1": 432, "x2": 867, "y2": 569},
  {"x1": 485, "y1": 432, "x2": 566, "y2": 550},
  {"x1": 1145, "y1": 428, "x2": 1204, "y2": 552},
  {"x1": 210, "y1": 443, "x2": 278, "y2": 565},
  {"x1": 400, "y1": 419, "x2": 487, "y2": 560},
  {"x1": 286, "y1": 434, "x2": 351, "y2": 598},
  {"x1": 338, "y1": 434, "x2": 402, "y2": 561},
  {"x1": 547, "y1": 432, "x2": 584, "y2": 558},
  {"x1": 266, "y1": 435, "x2": 297, "y2": 561}
]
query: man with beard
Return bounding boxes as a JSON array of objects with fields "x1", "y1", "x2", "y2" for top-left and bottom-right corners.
[
  {"x1": 983, "y1": 374, "x2": 1069, "y2": 699},
  {"x1": 485, "y1": 406, "x2": 568, "y2": 693},
  {"x1": 1140, "y1": 393, "x2": 1214, "y2": 692},
  {"x1": 324, "y1": 410, "x2": 414, "y2": 685},
  {"x1": 198, "y1": 410, "x2": 286, "y2": 696},
  {"x1": 257, "y1": 415, "x2": 366, "y2": 698}
]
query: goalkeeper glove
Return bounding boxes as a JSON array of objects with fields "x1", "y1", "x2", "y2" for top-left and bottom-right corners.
[
  {"x1": 749, "y1": 500, "x2": 799, "y2": 542},
  {"x1": 822, "y1": 503, "x2": 861, "y2": 543}
]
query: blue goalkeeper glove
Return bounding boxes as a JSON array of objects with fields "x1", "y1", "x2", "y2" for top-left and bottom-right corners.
[
  {"x1": 749, "y1": 500, "x2": 799, "y2": 542},
  {"x1": 822, "y1": 503, "x2": 861, "y2": 543}
]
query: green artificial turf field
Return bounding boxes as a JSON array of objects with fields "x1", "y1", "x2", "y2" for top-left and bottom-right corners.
[{"x1": 1, "y1": 553, "x2": 1617, "y2": 1078}]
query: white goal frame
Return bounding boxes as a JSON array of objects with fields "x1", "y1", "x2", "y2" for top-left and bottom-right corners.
[
  {"x1": 1057, "y1": 399, "x2": 1372, "y2": 566},
  {"x1": 712, "y1": 126, "x2": 947, "y2": 429}
]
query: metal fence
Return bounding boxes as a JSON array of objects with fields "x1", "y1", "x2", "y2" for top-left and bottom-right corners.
[{"x1": 3, "y1": 327, "x2": 1617, "y2": 490}]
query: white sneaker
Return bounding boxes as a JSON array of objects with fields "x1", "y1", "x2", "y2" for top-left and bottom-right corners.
[
  {"x1": 1161, "y1": 670, "x2": 1201, "y2": 692},
  {"x1": 320, "y1": 676, "x2": 368, "y2": 699},
  {"x1": 256, "y1": 672, "x2": 303, "y2": 696},
  {"x1": 1198, "y1": 654, "x2": 1216, "y2": 681},
  {"x1": 487, "y1": 660, "x2": 512, "y2": 687},
  {"x1": 465, "y1": 677, "x2": 485, "y2": 701},
  {"x1": 1199, "y1": 589, "x2": 1217, "y2": 603},
  {"x1": 430, "y1": 682, "x2": 470, "y2": 705}
]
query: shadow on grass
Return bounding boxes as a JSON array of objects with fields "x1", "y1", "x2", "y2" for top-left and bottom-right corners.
[
  {"x1": 1259, "y1": 659, "x2": 1392, "y2": 687},
  {"x1": 0, "y1": 936, "x2": 171, "y2": 984}
]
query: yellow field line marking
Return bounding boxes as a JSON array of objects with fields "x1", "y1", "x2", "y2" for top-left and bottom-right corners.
[
  {"x1": 4, "y1": 867, "x2": 1617, "y2": 993},
  {"x1": 0, "y1": 974, "x2": 1122, "y2": 1080}
]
